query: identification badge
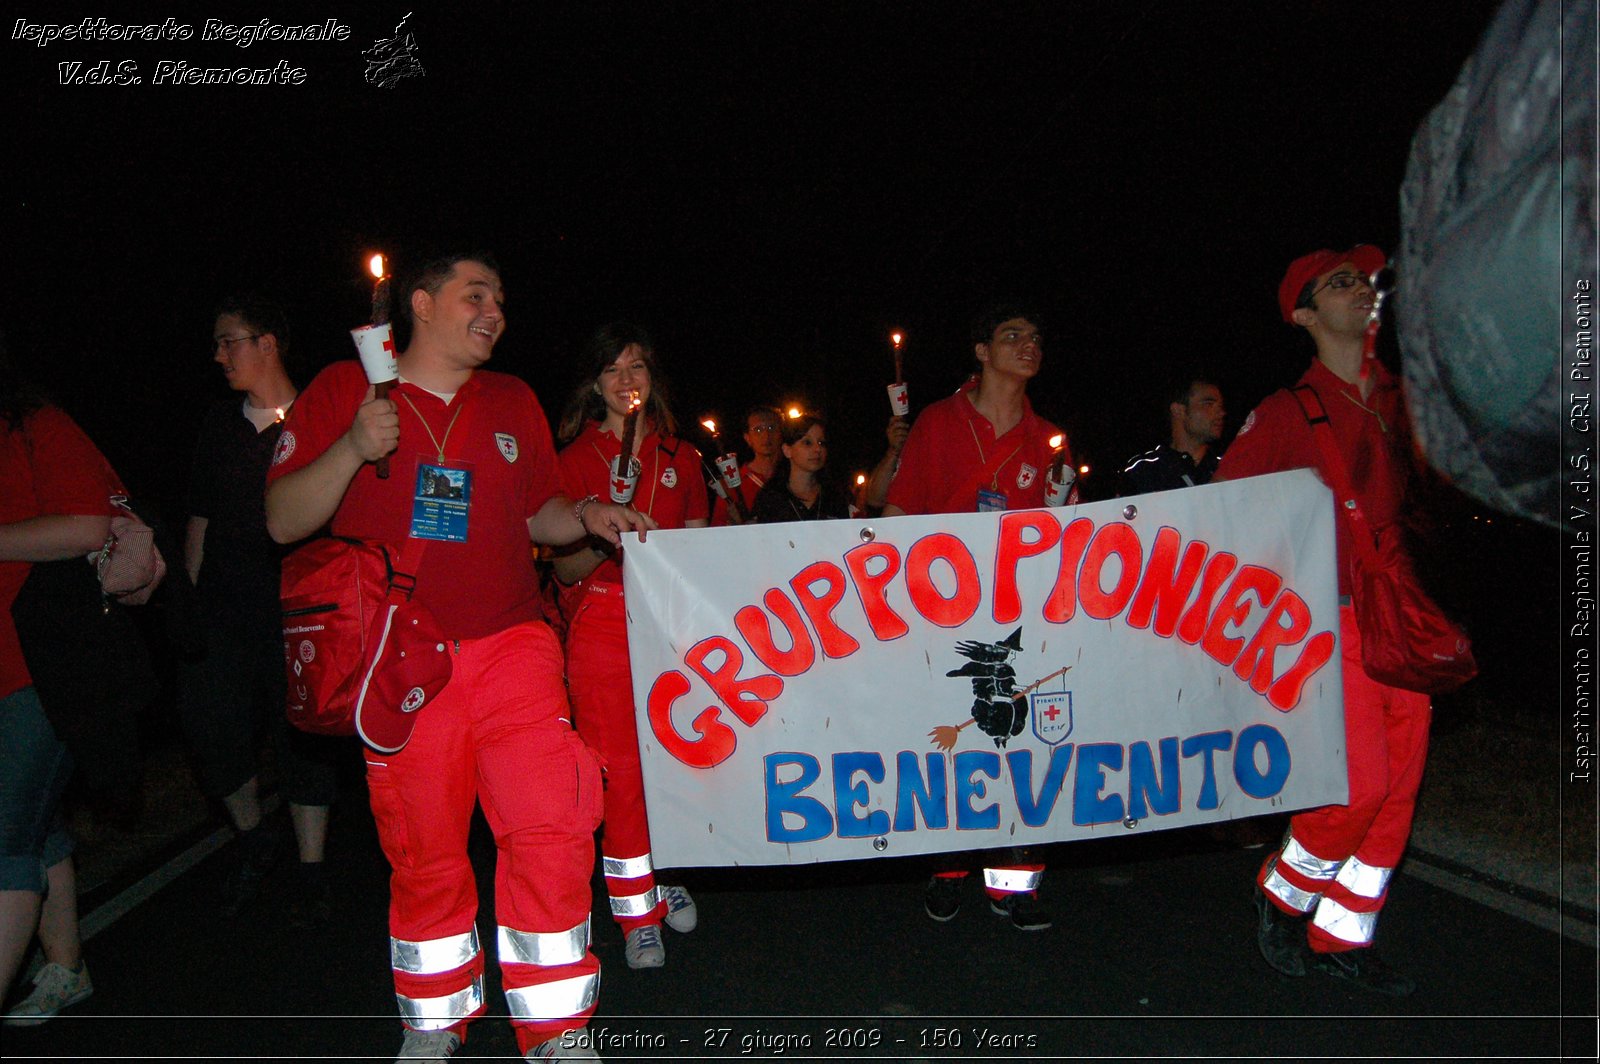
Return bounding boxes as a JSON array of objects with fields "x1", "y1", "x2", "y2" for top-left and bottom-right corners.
[
  {"x1": 411, "y1": 462, "x2": 472, "y2": 542},
  {"x1": 976, "y1": 487, "x2": 1008, "y2": 512}
]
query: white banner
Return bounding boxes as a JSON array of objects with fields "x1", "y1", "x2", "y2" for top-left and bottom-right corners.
[{"x1": 623, "y1": 470, "x2": 1347, "y2": 869}]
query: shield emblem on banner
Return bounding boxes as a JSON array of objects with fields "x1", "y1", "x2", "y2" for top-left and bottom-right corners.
[{"x1": 1030, "y1": 690, "x2": 1073, "y2": 745}]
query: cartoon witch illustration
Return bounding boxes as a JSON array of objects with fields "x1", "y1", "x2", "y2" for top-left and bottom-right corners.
[{"x1": 929, "y1": 627, "x2": 1070, "y2": 750}]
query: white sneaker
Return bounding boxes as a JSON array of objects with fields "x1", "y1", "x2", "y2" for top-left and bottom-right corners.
[
  {"x1": 3, "y1": 961, "x2": 93, "y2": 1026},
  {"x1": 396, "y1": 1027, "x2": 461, "y2": 1062},
  {"x1": 661, "y1": 884, "x2": 698, "y2": 932},
  {"x1": 623, "y1": 924, "x2": 665, "y2": 969},
  {"x1": 526, "y1": 1027, "x2": 602, "y2": 1060}
]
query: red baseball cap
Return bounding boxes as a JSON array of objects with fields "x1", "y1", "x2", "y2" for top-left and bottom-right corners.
[
  {"x1": 1278, "y1": 244, "x2": 1386, "y2": 323},
  {"x1": 354, "y1": 600, "x2": 454, "y2": 754}
]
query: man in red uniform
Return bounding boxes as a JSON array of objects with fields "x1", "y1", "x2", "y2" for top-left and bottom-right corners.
[
  {"x1": 709, "y1": 405, "x2": 781, "y2": 525},
  {"x1": 882, "y1": 302, "x2": 1076, "y2": 932},
  {"x1": 265, "y1": 254, "x2": 655, "y2": 1062},
  {"x1": 1216, "y1": 245, "x2": 1428, "y2": 997}
]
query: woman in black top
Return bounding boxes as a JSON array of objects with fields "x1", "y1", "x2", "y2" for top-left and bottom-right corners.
[{"x1": 751, "y1": 413, "x2": 854, "y2": 522}]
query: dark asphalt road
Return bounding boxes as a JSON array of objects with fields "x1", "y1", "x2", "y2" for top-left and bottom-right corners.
[{"x1": 3, "y1": 778, "x2": 1593, "y2": 1062}]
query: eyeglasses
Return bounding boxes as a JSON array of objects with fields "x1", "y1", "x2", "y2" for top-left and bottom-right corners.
[
  {"x1": 1309, "y1": 272, "x2": 1372, "y2": 300},
  {"x1": 748, "y1": 425, "x2": 780, "y2": 435},
  {"x1": 214, "y1": 334, "x2": 261, "y2": 350}
]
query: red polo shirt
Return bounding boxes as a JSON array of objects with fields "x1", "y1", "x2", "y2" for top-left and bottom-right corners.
[
  {"x1": 267, "y1": 360, "x2": 561, "y2": 639},
  {"x1": 1215, "y1": 357, "x2": 1411, "y2": 597},
  {"x1": 1, "y1": 407, "x2": 123, "y2": 697},
  {"x1": 709, "y1": 461, "x2": 770, "y2": 526},
  {"x1": 886, "y1": 379, "x2": 1069, "y2": 515},
  {"x1": 557, "y1": 420, "x2": 708, "y2": 587}
]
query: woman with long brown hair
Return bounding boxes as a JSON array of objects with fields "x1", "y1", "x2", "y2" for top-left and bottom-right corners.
[{"x1": 552, "y1": 323, "x2": 704, "y2": 970}]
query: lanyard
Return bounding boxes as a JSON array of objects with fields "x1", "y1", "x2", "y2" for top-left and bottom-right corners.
[
  {"x1": 1339, "y1": 388, "x2": 1389, "y2": 435},
  {"x1": 968, "y1": 421, "x2": 1024, "y2": 491},
  {"x1": 399, "y1": 392, "x2": 467, "y2": 464}
]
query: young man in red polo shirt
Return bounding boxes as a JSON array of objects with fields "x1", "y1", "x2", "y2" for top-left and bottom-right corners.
[
  {"x1": 1217, "y1": 245, "x2": 1428, "y2": 997},
  {"x1": 882, "y1": 302, "x2": 1077, "y2": 932},
  {"x1": 710, "y1": 405, "x2": 782, "y2": 525},
  {"x1": 266, "y1": 253, "x2": 655, "y2": 1062}
]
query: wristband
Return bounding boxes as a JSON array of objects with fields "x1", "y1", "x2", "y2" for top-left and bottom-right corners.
[{"x1": 573, "y1": 493, "x2": 601, "y2": 528}]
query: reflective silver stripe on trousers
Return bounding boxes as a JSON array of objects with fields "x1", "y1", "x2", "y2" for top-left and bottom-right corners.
[
  {"x1": 497, "y1": 918, "x2": 590, "y2": 968},
  {"x1": 391, "y1": 927, "x2": 481, "y2": 975},
  {"x1": 1312, "y1": 895, "x2": 1378, "y2": 945},
  {"x1": 396, "y1": 975, "x2": 484, "y2": 1031},
  {"x1": 1262, "y1": 865, "x2": 1320, "y2": 913},
  {"x1": 1334, "y1": 855, "x2": 1393, "y2": 899},
  {"x1": 504, "y1": 971, "x2": 600, "y2": 1022},
  {"x1": 608, "y1": 885, "x2": 661, "y2": 917},
  {"x1": 603, "y1": 853, "x2": 654, "y2": 879},
  {"x1": 1279, "y1": 835, "x2": 1342, "y2": 881},
  {"x1": 983, "y1": 867, "x2": 1043, "y2": 893}
]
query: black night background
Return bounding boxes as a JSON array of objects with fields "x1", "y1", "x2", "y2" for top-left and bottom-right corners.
[{"x1": 3, "y1": 4, "x2": 1562, "y2": 738}]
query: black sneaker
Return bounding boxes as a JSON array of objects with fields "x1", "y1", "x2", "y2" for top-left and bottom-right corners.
[
  {"x1": 990, "y1": 892, "x2": 1052, "y2": 931},
  {"x1": 1254, "y1": 888, "x2": 1309, "y2": 977},
  {"x1": 221, "y1": 822, "x2": 280, "y2": 916},
  {"x1": 1310, "y1": 948, "x2": 1416, "y2": 996},
  {"x1": 924, "y1": 876, "x2": 963, "y2": 922},
  {"x1": 220, "y1": 864, "x2": 267, "y2": 917},
  {"x1": 287, "y1": 880, "x2": 333, "y2": 930}
]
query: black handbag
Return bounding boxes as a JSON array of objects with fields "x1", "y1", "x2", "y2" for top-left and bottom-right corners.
[{"x1": 11, "y1": 556, "x2": 157, "y2": 796}]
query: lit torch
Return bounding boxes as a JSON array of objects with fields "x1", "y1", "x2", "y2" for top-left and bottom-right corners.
[
  {"x1": 700, "y1": 416, "x2": 751, "y2": 523},
  {"x1": 609, "y1": 392, "x2": 643, "y2": 503},
  {"x1": 887, "y1": 331, "x2": 909, "y2": 415},
  {"x1": 350, "y1": 252, "x2": 398, "y2": 479},
  {"x1": 1044, "y1": 434, "x2": 1076, "y2": 507},
  {"x1": 369, "y1": 253, "x2": 390, "y2": 325}
]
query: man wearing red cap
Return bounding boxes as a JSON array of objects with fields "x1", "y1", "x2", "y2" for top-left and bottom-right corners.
[
  {"x1": 1215, "y1": 245, "x2": 1429, "y2": 996},
  {"x1": 266, "y1": 253, "x2": 655, "y2": 1062}
]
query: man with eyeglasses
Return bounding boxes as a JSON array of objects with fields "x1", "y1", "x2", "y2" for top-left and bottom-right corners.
[
  {"x1": 181, "y1": 296, "x2": 340, "y2": 927},
  {"x1": 710, "y1": 405, "x2": 782, "y2": 525},
  {"x1": 881, "y1": 301, "x2": 1076, "y2": 933},
  {"x1": 1215, "y1": 245, "x2": 1429, "y2": 996}
]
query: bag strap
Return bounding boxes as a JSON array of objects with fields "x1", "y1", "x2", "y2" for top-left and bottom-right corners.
[
  {"x1": 1288, "y1": 385, "x2": 1380, "y2": 572},
  {"x1": 386, "y1": 535, "x2": 431, "y2": 606}
]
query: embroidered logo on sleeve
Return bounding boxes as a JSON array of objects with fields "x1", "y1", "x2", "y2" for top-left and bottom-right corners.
[
  {"x1": 1016, "y1": 463, "x2": 1038, "y2": 490},
  {"x1": 494, "y1": 433, "x2": 519, "y2": 463},
  {"x1": 273, "y1": 430, "x2": 297, "y2": 466},
  {"x1": 660, "y1": 467, "x2": 678, "y2": 488},
  {"x1": 1237, "y1": 410, "x2": 1257, "y2": 437}
]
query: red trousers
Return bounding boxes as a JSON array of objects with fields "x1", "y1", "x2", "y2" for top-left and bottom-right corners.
[
  {"x1": 564, "y1": 583, "x2": 667, "y2": 933},
  {"x1": 935, "y1": 863, "x2": 1045, "y2": 900},
  {"x1": 1259, "y1": 606, "x2": 1431, "y2": 953},
  {"x1": 366, "y1": 621, "x2": 604, "y2": 1053}
]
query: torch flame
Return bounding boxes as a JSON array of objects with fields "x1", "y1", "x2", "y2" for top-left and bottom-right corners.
[
  {"x1": 1078, "y1": 464, "x2": 1090, "y2": 475},
  {"x1": 787, "y1": 406, "x2": 802, "y2": 420},
  {"x1": 701, "y1": 418, "x2": 717, "y2": 434},
  {"x1": 855, "y1": 473, "x2": 867, "y2": 486},
  {"x1": 368, "y1": 253, "x2": 387, "y2": 281},
  {"x1": 628, "y1": 392, "x2": 642, "y2": 412},
  {"x1": 1049, "y1": 434, "x2": 1064, "y2": 449},
  {"x1": 891, "y1": 331, "x2": 903, "y2": 347}
]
